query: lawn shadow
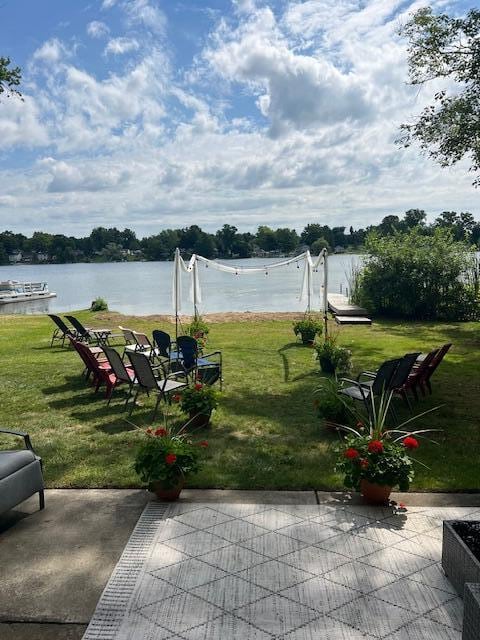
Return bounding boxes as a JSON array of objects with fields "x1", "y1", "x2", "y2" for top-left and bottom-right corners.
[{"x1": 278, "y1": 342, "x2": 313, "y2": 382}]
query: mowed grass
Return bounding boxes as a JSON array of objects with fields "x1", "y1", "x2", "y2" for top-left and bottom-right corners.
[{"x1": 0, "y1": 310, "x2": 479, "y2": 491}]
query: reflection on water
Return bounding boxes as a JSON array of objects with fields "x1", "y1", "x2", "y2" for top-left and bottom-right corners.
[{"x1": 0, "y1": 255, "x2": 363, "y2": 316}]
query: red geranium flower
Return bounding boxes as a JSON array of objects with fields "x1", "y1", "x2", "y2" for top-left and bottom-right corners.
[
  {"x1": 154, "y1": 428, "x2": 167, "y2": 437},
  {"x1": 403, "y1": 436, "x2": 419, "y2": 450},
  {"x1": 199, "y1": 441, "x2": 208, "y2": 448},
  {"x1": 368, "y1": 440, "x2": 384, "y2": 454},
  {"x1": 344, "y1": 448, "x2": 360, "y2": 459},
  {"x1": 172, "y1": 394, "x2": 181, "y2": 403},
  {"x1": 360, "y1": 458, "x2": 369, "y2": 469},
  {"x1": 194, "y1": 383, "x2": 203, "y2": 391},
  {"x1": 165, "y1": 453, "x2": 177, "y2": 465}
]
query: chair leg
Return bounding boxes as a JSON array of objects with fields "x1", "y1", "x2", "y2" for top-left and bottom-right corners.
[
  {"x1": 39, "y1": 490, "x2": 45, "y2": 510},
  {"x1": 128, "y1": 389, "x2": 140, "y2": 416},
  {"x1": 151, "y1": 394, "x2": 162, "y2": 422}
]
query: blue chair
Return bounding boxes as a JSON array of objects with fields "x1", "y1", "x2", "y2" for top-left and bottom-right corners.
[{"x1": 176, "y1": 336, "x2": 223, "y2": 389}]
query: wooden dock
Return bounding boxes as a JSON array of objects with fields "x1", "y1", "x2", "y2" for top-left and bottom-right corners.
[{"x1": 327, "y1": 294, "x2": 372, "y2": 325}]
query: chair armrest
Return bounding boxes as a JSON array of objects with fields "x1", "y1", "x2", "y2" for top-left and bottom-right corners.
[
  {"x1": 339, "y1": 377, "x2": 361, "y2": 386},
  {"x1": 357, "y1": 370, "x2": 376, "y2": 381},
  {"x1": 166, "y1": 371, "x2": 188, "y2": 380},
  {"x1": 202, "y1": 351, "x2": 222, "y2": 359},
  {"x1": 0, "y1": 429, "x2": 34, "y2": 452}
]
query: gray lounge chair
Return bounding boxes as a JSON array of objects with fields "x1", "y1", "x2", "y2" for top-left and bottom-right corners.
[{"x1": 0, "y1": 429, "x2": 44, "y2": 515}]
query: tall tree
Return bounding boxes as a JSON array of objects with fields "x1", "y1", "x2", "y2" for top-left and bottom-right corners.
[
  {"x1": 0, "y1": 57, "x2": 22, "y2": 99},
  {"x1": 398, "y1": 8, "x2": 480, "y2": 185}
]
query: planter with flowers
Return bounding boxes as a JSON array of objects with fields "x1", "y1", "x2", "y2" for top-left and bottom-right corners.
[
  {"x1": 335, "y1": 391, "x2": 439, "y2": 504},
  {"x1": 187, "y1": 317, "x2": 209, "y2": 353},
  {"x1": 293, "y1": 316, "x2": 323, "y2": 345},
  {"x1": 134, "y1": 425, "x2": 208, "y2": 501},
  {"x1": 179, "y1": 382, "x2": 218, "y2": 429},
  {"x1": 315, "y1": 334, "x2": 352, "y2": 375}
]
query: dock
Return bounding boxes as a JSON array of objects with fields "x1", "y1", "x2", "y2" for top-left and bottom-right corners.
[{"x1": 327, "y1": 294, "x2": 372, "y2": 325}]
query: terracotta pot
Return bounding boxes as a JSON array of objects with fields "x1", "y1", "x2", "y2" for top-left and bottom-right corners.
[
  {"x1": 150, "y1": 477, "x2": 184, "y2": 502},
  {"x1": 360, "y1": 479, "x2": 392, "y2": 505},
  {"x1": 188, "y1": 411, "x2": 211, "y2": 429},
  {"x1": 319, "y1": 356, "x2": 335, "y2": 374}
]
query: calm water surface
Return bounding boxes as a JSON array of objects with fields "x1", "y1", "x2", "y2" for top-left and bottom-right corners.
[{"x1": 0, "y1": 255, "x2": 362, "y2": 315}]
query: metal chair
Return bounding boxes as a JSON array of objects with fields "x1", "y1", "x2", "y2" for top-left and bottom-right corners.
[
  {"x1": 363, "y1": 353, "x2": 421, "y2": 411},
  {"x1": 102, "y1": 346, "x2": 137, "y2": 407},
  {"x1": 48, "y1": 314, "x2": 74, "y2": 347},
  {"x1": 65, "y1": 315, "x2": 112, "y2": 346},
  {"x1": 176, "y1": 335, "x2": 223, "y2": 389},
  {"x1": 339, "y1": 358, "x2": 401, "y2": 417},
  {"x1": 126, "y1": 351, "x2": 188, "y2": 421}
]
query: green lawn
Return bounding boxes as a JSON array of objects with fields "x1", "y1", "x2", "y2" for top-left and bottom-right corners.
[{"x1": 1, "y1": 310, "x2": 479, "y2": 491}]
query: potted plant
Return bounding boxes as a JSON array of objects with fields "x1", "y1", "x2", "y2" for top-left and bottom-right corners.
[
  {"x1": 314, "y1": 378, "x2": 355, "y2": 430},
  {"x1": 293, "y1": 316, "x2": 323, "y2": 345},
  {"x1": 179, "y1": 382, "x2": 218, "y2": 428},
  {"x1": 187, "y1": 317, "x2": 209, "y2": 353},
  {"x1": 335, "y1": 391, "x2": 439, "y2": 504},
  {"x1": 315, "y1": 334, "x2": 352, "y2": 374},
  {"x1": 134, "y1": 425, "x2": 208, "y2": 501}
]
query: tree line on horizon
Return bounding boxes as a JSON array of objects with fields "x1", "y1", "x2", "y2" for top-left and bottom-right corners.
[{"x1": 0, "y1": 209, "x2": 479, "y2": 265}]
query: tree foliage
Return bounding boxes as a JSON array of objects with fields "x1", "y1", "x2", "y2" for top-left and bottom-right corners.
[
  {"x1": 353, "y1": 228, "x2": 479, "y2": 321},
  {"x1": 0, "y1": 56, "x2": 22, "y2": 99},
  {"x1": 398, "y1": 7, "x2": 480, "y2": 185}
]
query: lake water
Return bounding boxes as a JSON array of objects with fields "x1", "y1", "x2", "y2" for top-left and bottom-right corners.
[{"x1": 0, "y1": 255, "x2": 362, "y2": 315}]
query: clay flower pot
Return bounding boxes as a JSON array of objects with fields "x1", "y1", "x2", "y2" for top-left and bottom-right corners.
[
  {"x1": 150, "y1": 477, "x2": 185, "y2": 502},
  {"x1": 360, "y1": 479, "x2": 392, "y2": 505}
]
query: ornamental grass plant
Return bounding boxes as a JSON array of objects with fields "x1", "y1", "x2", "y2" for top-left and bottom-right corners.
[{"x1": 335, "y1": 390, "x2": 440, "y2": 492}]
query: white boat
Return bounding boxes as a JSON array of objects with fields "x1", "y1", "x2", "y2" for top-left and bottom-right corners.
[{"x1": 0, "y1": 280, "x2": 57, "y2": 304}]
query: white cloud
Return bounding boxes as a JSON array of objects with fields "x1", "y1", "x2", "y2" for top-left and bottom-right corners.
[
  {"x1": 41, "y1": 159, "x2": 130, "y2": 192},
  {"x1": 31, "y1": 38, "x2": 68, "y2": 64},
  {"x1": 102, "y1": 0, "x2": 118, "y2": 9},
  {"x1": 104, "y1": 37, "x2": 140, "y2": 55},
  {"x1": 87, "y1": 21, "x2": 110, "y2": 39},
  {"x1": 0, "y1": 94, "x2": 49, "y2": 148},
  {"x1": 125, "y1": 0, "x2": 166, "y2": 35}
]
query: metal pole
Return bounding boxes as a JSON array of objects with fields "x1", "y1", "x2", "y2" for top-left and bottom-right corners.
[
  {"x1": 174, "y1": 248, "x2": 180, "y2": 343},
  {"x1": 307, "y1": 261, "x2": 311, "y2": 314},
  {"x1": 323, "y1": 248, "x2": 328, "y2": 337},
  {"x1": 193, "y1": 258, "x2": 199, "y2": 319}
]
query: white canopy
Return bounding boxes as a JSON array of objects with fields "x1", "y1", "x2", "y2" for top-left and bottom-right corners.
[{"x1": 172, "y1": 248, "x2": 328, "y2": 324}]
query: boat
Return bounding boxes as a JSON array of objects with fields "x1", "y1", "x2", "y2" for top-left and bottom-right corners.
[{"x1": 0, "y1": 280, "x2": 57, "y2": 304}]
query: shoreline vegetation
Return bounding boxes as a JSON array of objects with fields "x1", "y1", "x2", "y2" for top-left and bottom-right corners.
[
  {"x1": 1, "y1": 209, "x2": 479, "y2": 266},
  {"x1": 0, "y1": 309, "x2": 478, "y2": 492}
]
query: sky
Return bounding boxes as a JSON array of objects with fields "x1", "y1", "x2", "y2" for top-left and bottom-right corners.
[{"x1": 0, "y1": 0, "x2": 478, "y2": 238}]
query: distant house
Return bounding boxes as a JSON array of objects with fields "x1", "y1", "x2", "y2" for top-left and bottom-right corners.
[
  {"x1": 8, "y1": 251, "x2": 22, "y2": 263},
  {"x1": 35, "y1": 252, "x2": 50, "y2": 262}
]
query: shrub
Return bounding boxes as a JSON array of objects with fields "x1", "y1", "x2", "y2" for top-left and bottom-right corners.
[
  {"x1": 352, "y1": 228, "x2": 479, "y2": 321},
  {"x1": 90, "y1": 297, "x2": 108, "y2": 312}
]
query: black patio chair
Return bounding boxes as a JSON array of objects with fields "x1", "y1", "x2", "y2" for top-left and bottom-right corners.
[
  {"x1": 48, "y1": 314, "x2": 74, "y2": 347},
  {"x1": 65, "y1": 315, "x2": 112, "y2": 346},
  {"x1": 339, "y1": 358, "x2": 401, "y2": 418},
  {"x1": 126, "y1": 351, "x2": 188, "y2": 421},
  {"x1": 152, "y1": 329, "x2": 174, "y2": 359},
  {"x1": 176, "y1": 335, "x2": 223, "y2": 389},
  {"x1": 102, "y1": 346, "x2": 137, "y2": 407},
  {"x1": 362, "y1": 352, "x2": 421, "y2": 411}
]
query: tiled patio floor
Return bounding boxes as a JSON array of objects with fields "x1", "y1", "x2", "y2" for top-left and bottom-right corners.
[{"x1": 85, "y1": 502, "x2": 480, "y2": 640}]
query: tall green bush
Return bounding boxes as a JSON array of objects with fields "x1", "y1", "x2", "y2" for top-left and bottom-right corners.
[{"x1": 352, "y1": 228, "x2": 479, "y2": 321}]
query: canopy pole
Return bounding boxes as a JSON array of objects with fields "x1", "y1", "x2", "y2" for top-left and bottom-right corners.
[
  {"x1": 174, "y1": 248, "x2": 180, "y2": 343},
  {"x1": 322, "y1": 248, "x2": 329, "y2": 337},
  {"x1": 307, "y1": 260, "x2": 311, "y2": 314},
  {"x1": 193, "y1": 258, "x2": 199, "y2": 319}
]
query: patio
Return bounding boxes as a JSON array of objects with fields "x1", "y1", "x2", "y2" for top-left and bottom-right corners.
[{"x1": 82, "y1": 494, "x2": 479, "y2": 640}]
